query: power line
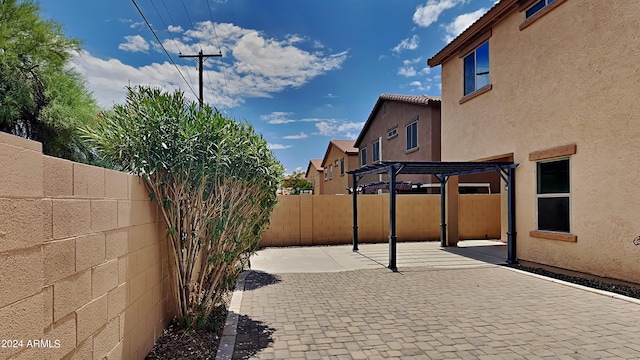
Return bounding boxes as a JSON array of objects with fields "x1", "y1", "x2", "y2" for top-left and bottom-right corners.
[
  {"x1": 205, "y1": 0, "x2": 232, "y2": 112},
  {"x1": 150, "y1": 0, "x2": 197, "y2": 89},
  {"x1": 130, "y1": 0, "x2": 199, "y2": 100}
]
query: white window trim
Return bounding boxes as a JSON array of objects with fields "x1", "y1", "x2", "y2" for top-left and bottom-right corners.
[
  {"x1": 535, "y1": 157, "x2": 571, "y2": 233},
  {"x1": 387, "y1": 127, "x2": 398, "y2": 139},
  {"x1": 372, "y1": 137, "x2": 382, "y2": 163},
  {"x1": 406, "y1": 121, "x2": 418, "y2": 151}
]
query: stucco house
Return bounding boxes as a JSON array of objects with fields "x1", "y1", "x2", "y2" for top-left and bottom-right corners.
[
  {"x1": 305, "y1": 159, "x2": 324, "y2": 195},
  {"x1": 320, "y1": 140, "x2": 359, "y2": 195},
  {"x1": 354, "y1": 93, "x2": 500, "y2": 194},
  {"x1": 428, "y1": 0, "x2": 640, "y2": 283}
]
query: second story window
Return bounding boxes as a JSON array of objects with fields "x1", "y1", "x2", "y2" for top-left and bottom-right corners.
[
  {"x1": 329, "y1": 165, "x2": 333, "y2": 179},
  {"x1": 340, "y1": 159, "x2": 345, "y2": 175},
  {"x1": 526, "y1": 0, "x2": 555, "y2": 18},
  {"x1": 387, "y1": 127, "x2": 397, "y2": 139},
  {"x1": 406, "y1": 121, "x2": 418, "y2": 151},
  {"x1": 372, "y1": 138, "x2": 381, "y2": 163},
  {"x1": 360, "y1": 148, "x2": 367, "y2": 166},
  {"x1": 463, "y1": 41, "x2": 490, "y2": 96}
]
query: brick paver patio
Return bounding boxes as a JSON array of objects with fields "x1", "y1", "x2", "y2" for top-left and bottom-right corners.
[{"x1": 229, "y1": 244, "x2": 640, "y2": 359}]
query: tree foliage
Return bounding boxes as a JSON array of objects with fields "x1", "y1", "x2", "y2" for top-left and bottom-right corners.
[
  {"x1": 0, "y1": 0, "x2": 99, "y2": 162},
  {"x1": 282, "y1": 171, "x2": 312, "y2": 194},
  {"x1": 84, "y1": 86, "x2": 284, "y2": 328}
]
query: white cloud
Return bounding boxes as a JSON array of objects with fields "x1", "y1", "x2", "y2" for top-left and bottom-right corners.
[
  {"x1": 413, "y1": 0, "x2": 464, "y2": 28},
  {"x1": 282, "y1": 132, "x2": 309, "y2": 140},
  {"x1": 398, "y1": 58, "x2": 431, "y2": 77},
  {"x1": 442, "y1": 8, "x2": 488, "y2": 42},
  {"x1": 409, "y1": 81, "x2": 432, "y2": 92},
  {"x1": 392, "y1": 35, "x2": 420, "y2": 53},
  {"x1": 268, "y1": 143, "x2": 293, "y2": 150},
  {"x1": 315, "y1": 120, "x2": 364, "y2": 139},
  {"x1": 130, "y1": 22, "x2": 144, "y2": 29},
  {"x1": 167, "y1": 25, "x2": 183, "y2": 33},
  {"x1": 118, "y1": 35, "x2": 150, "y2": 53},
  {"x1": 71, "y1": 21, "x2": 348, "y2": 109},
  {"x1": 261, "y1": 112, "x2": 296, "y2": 124}
]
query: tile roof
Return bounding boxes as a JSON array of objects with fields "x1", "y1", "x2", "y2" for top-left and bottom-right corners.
[
  {"x1": 354, "y1": 94, "x2": 441, "y2": 147},
  {"x1": 321, "y1": 140, "x2": 357, "y2": 168},
  {"x1": 305, "y1": 159, "x2": 324, "y2": 178}
]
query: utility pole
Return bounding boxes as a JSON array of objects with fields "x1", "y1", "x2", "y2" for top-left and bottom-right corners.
[{"x1": 179, "y1": 50, "x2": 222, "y2": 107}]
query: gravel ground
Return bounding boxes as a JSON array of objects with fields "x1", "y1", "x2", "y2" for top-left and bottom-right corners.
[
  {"x1": 145, "y1": 265, "x2": 640, "y2": 359},
  {"x1": 508, "y1": 264, "x2": 640, "y2": 300}
]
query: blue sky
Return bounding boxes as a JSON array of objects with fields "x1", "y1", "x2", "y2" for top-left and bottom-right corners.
[{"x1": 41, "y1": 0, "x2": 494, "y2": 173}]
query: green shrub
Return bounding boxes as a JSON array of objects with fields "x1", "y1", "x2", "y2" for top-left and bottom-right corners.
[{"x1": 84, "y1": 86, "x2": 283, "y2": 328}]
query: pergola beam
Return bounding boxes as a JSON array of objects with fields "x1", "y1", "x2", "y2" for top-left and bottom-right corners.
[{"x1": 348, "y1": 161, "x2": 519, "y2": 270}]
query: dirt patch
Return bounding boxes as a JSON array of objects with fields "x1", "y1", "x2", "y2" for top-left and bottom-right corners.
[{"x1": 145, "y1": 306, "x2": 227, "y2": 360}]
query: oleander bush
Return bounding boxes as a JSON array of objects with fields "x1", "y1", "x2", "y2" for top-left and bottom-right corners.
[{"x1": 84, "y1": 86, "x2": 283, "y2": 328}]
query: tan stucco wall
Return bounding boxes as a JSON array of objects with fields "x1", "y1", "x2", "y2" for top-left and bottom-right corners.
[
  {"x1": 261, "y1": 194, "x2": 501, "y2": 246},
  {"x1": 0, "y1": 132, "x2": 173, "y2": 359},
  {"x1": 439, "y1": 1, "x2": 640, "y2": 283},
  {"x1": 322, "y1": 145, "x2": 357, "y2": 195},
  {"x1": 357, "y1": 102, "x2": 441, "y2": 186},
  {"x1": 306, "y1": 169, "x2": 324, "y2": 195}
]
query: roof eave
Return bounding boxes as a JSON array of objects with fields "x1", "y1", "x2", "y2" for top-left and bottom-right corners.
[{"x1": 428, "y1": 0, "x2": 518, "y2": 67}]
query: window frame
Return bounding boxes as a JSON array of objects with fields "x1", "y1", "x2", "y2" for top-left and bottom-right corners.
[
  {"x1": 329, "y1": 165, "x2": 333, "y2": 179},
  {"x1": 387, "y1": 127, "x2": 398, "y2": 140},
  {"x1": 324, "y1": 169, "x2": 327, "y2": 181},
  {"x1": 536, "y1": 157, "x2": 571, "y2": 233},
  {"x1": 360, "y1": 147, "x2": 367, "y2": 166},
  {"x1": 463, "y1": 41, "x2": 490, "y2": 97},
  {"x1": 525, "y1": 0, "x2": 554, "y2": 18},
  {"x1": 372, "y1": 137, "x2": 381, "y2": 163},
  {"x1": 340, "y1": 158, "x2": 345, "y2": 175},
  {"x1": 406, "y1": 121, "x2": 418, "y2": 151}
]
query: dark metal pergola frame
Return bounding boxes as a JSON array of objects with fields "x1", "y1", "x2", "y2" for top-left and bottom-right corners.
[{"x1": 348, "y1": 161, "x2": 519, "y2": 271}]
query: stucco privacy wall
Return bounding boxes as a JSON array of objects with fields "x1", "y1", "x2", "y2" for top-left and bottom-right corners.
[
  {"x1": 261, "y1": 194, "x2": 501, "y2": 247},
  {"x1": 0, "y1": 132, "x2": 173, "y2": 359},
  {"x1": 438, "y1": 1, "x2": 640, "y2": 282}
]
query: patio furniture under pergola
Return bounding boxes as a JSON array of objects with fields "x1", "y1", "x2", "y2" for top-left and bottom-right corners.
[{"x1": 348, "y1": 161, "x2": 519, "y2": 271}]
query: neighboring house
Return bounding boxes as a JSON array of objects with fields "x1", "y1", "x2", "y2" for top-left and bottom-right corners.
[
  {"x1": 354, "y1": 93, "x2": 499, "y2": 193},
  {"x1": 320, "y1": 140, "x2": 359, "y2": 195},
  {"x1": 305, "y1": 159, "x2": 324, "y2": 195},
  {"x1": 428, "y1": 0, "x2": 640, "y2": 283}
]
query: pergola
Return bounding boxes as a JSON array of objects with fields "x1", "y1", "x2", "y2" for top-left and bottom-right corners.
[{"x1": 348, "y1": 161, "x2": 519, "y2": 271}]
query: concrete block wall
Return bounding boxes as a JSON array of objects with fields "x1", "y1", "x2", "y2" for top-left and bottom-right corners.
[
  {"x1": 0, "y1": 132, "x2": 173, "y2": 360},
  {"x1": 261, "y1": 193, "x2": 502, "y2": 247}
]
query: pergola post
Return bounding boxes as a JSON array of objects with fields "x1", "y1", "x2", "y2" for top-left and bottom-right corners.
[
  {"x1": 352, "y1": 173, "x2": 359, "y2": 252},
  {"x1": 507, "y1": 166, "x2": 517, "y2": 264},
  {"x1": 388, "y1": 165, "x2": 398, "y2": 272},
  {"x1": 438, "y1": 176, "x2": 448, "y2": 247}
]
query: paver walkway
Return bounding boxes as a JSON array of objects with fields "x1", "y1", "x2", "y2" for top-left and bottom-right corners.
[{"x1": 225, "y1": 241, "x2": 640, "y2": 359}]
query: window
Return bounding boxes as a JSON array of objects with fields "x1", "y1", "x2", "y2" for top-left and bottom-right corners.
[
  {"x1": 387, "y1": 127, "x2": 397, "y2": 139},
  {"x1": 525, "y1": 0, "x2": 554, "y2": 18},
  {"x1": 536, "y1": 158, "x2": 570, "y2": 232},
  {"x1": 340, "y1": 159, "x2": 345, "y2": 175},
  {"x1": 372, "y1": 138, "x2": 381, "y2": 163},
  {"x1": 361, "y1": 148, "x2": 367, "y2": 166},
  {"x1": 463, "y1": 41, "x2": 490, "y2": 96},
  {"x1": 324, "y1": 169, "x2": 327, "y2": 181},
  {"x1": 329, "y1": 165, "x2": 333, "y2": 179},
  {"x1": 406, "y1": 121, "x2": 418, "y2": 151}
]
